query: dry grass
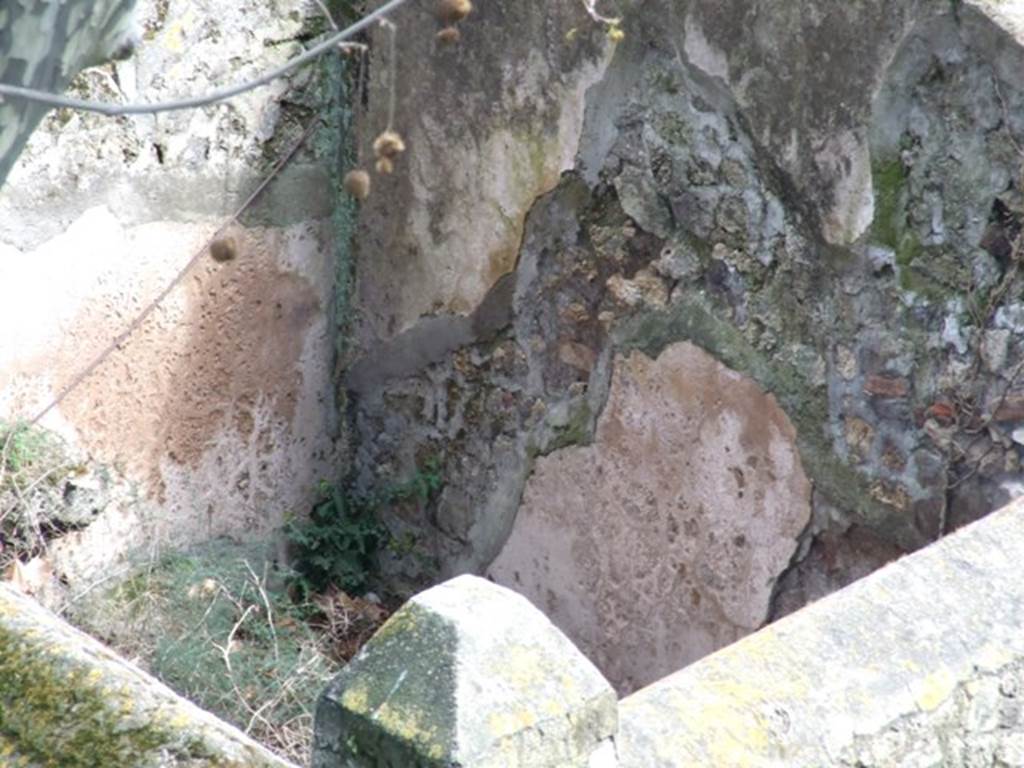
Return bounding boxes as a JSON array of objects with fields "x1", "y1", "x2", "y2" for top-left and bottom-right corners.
[{"x1": 65, "y1": 539, "x2": 390, "y2": 764}]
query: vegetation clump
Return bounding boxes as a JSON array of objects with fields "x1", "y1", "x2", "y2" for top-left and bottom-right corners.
[
  {"x1": 284, "y1": 462, "x2": 443, "y2": 599},
  {"x1": 0, "y1": 421, "x2": 87, "y2": 573},
  {"x1": 66, "y1": 541, "x2": 351, "y2": 764}
]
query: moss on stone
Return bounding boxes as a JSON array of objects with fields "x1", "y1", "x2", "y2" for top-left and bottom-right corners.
[
  {"x1": 871, "y1": 158, "x2": 906, "y2": 252},
  {"x1": 871, "y1": 158, "x2": 958, "y2": 304},
  {"x1": 0, "y1": 624, "x2": 214, "y2": 767},
  {"x1": 543, "y1": 400, "x2": 595, "y2": 456},
  {"x1": 615, "y1": 297, "x2": 920, "y2": 547},
  {"x1": 319, "y1": 602, "x2": 457, "y2": 767}
]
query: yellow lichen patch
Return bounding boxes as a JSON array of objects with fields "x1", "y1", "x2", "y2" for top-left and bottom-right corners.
[
  {"x1": 627, "y1": 627, "x2": 818, "y2": 765},
  {"x1": 559, "y1": 673, "x2": 580, "y2": 699},
  {"x1": 914, "y1": 668, "x2": 956, "y2": 712},
  {"x1": 166, "y1": 711, "x2": 196, "y2": 730},
  {"x1": 497, "y1": 645, "x2": 548, "y2": 692},
  {"x1": 160, "y1": 9, "x2": 196, "y2": 55},
  {"x1": 371, "y1": 608, "x2": 418, "y2": 643},
  {"x1": 541, "y1": 697, "x2": 567, "y2": 717},
  {"x1": 341, "y1": 683, "x2": 371, "y2": 715},
  {"x1": 974, "y1": 643, "x2": 1014, "y2": 674},
  {"x1": 486, "y1": 708, "x2": 538, "y2": 738},
  {"x1": 161, "y1": 20, "x2": 187, "y2": 54},
  {"x1": 374, "y1": 702, "x2": 445, "y2": 758},
  {"x1": 0, "y1": 594, "x2": 16, "y2": 617},
  {"x1": 700, "y1": 627, "x2": 812, "y2": 706}
]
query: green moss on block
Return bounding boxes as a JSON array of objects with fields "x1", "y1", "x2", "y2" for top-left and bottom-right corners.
[
  {"x1": 871, "y1": 158, "x2": 907, "y2": 251},
  {"x1": 0, "y1": 625, "x2": 205, "y2": 767}
]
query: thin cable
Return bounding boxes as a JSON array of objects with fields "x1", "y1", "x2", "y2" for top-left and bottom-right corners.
[
  {"x1": 28, "y1": 118, "x2": 319, "y2": 427},
  {"x1": 0, "y1": 0, "x2": 412, "y2": 117}
]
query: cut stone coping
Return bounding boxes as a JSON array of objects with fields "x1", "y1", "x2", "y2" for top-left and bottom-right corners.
[
  {"x1": 313, "y1": 574, "x2": 617, "y2": 767},
  {"x1": 618, "y1": 495, "x2": 1024, "y2": 766},
  {"x1": 0, "y1": 582, "x2": 294, "y2": 767}
]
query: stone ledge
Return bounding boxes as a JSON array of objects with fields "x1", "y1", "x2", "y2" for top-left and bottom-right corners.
[
  {"x1": 0, "y1": 583, "x2": 294, "y2": 768},
  {"x1": 618, "y1": 496, "x2": 1024, "y2": 767}
]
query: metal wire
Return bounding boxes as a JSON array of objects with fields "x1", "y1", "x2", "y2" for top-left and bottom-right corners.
[{"x1": 0, "y1": 0, "x2": 412, "y2": 117}]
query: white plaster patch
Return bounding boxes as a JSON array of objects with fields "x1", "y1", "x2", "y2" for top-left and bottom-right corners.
[
  {"x1": 359, "y1": 25, "x2": 615, "y2": 339},
  {"x1": 0, "y1": 213, "x2": 338, "y2": 584},
  {"x1": 968, "y1": 0, "x2": 1024, "y2": 46}
]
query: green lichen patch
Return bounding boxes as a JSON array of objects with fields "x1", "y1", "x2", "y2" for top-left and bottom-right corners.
[
  {"x1": 318, "y1": 602, "x2": 458, "y2": 766},
  {"x1": 871, "y1": 158, "x2": 908, "y2": 252},
  {"x1": 0, "y1": 420, "x2": 90, "y2": 571},
  {"x1": 870, "y1": 158, "x2": 964, "y2": 304},
  {"x1": 0, "y1": 624, "x2": 206, "y2": 767}
]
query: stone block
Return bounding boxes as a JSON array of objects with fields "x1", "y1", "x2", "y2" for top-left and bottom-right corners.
[
  {"x1": 313, "y1": 575, "x2": 617, "y2": 768},
  {"x1": 488, "y1": 342, "x2": 811, "y2": 694},
  {"x1": 617, "y1": 497, "x2": 1024, "y2": 766},
  {"x1": 0, "y1": 583, "x2": 291, "y2": 767}
]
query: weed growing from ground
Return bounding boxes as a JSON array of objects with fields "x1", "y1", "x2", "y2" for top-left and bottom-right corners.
[
  {"x1": 284, "y1": 459, "x2": 444, "y2": 599},
  {"x1": 0, "y1": 421, "x2": 80, "y2": 570}
]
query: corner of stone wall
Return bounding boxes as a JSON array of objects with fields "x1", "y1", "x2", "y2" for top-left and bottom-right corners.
[{"x1": 617, "y1": 497, "x2": 1024, "y2": 767}]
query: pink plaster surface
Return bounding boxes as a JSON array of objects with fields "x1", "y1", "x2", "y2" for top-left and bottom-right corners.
[{"x1": 489, "y1": 341, "x2": 811, "y2": 693}]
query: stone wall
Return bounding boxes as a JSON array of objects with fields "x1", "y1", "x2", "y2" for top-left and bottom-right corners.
[
  {"x1": 344, "y1": 0, "x2": 1024, "y2": 691},
  {"x1": 0, "y1": 0, "x2": 139, "y2": 187},
  {"x1": 488, "y1": 341, "x2": 811, "y2": 693},
  {"x1": 617, "y1": 494, "x2": 1024, "y2": 766},
  {"x1": 317, "y1": 496, "x2": 1024, "y2": 767},
  {"x1": 0, "y1": 0, "x2": 348, "y2": 587}
]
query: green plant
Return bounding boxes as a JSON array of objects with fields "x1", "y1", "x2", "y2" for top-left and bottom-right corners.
[
  {"x1": 377, "y1": 456, "x2": 443, "y2": 506},
  {"x1": 285, "y1": 480, "x2": 387, "y2": 599},
  {"x1": 0, "y1": 421, "x2": 78, "y2": 569},
  {"x1": 0, "y1": 421, "x2": 65, "y2": 482},
  {"x1": 285, "y1": 460, "x2": 445, "y2": 599}
]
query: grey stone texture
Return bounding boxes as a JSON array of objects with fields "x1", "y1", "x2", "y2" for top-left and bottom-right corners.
[
  {"x1": 0, "y1": 0, "x2": 138, "y2": 187},
  {"x1": 346, "y1": 0, "x2": 1024, "y2": 685},
  {"x1": 488, "y1": 342, "x2": 811, "y2": 694},
  {"x1": 313, "y1": 575, "x2": 617, "y2": 768}
]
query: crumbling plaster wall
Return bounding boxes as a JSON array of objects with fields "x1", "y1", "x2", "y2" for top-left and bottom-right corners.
[
  {"x1": 0, "y1": 0, "x2": 347, "y2": 583},
  {"x1": 346, "y1": 0, "x2": 1024, "y2": 691}
]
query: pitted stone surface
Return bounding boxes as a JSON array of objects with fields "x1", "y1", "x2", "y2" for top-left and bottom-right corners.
[
  {"x1": 314, "y1": 575, "x2": 616, "y2": 768},
  {"x1": 347, "y1": 0, "x2": 1024, "y2": 624},
  {"x1": 488, "y1": 342, "x2": 811, "y2": 694},
  {"x1": 617, "y1": 497, "x2": 1024, "y2": 767},
  {"x1": 0, "y1": 0, "x2": 343, "y2": 582}
]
